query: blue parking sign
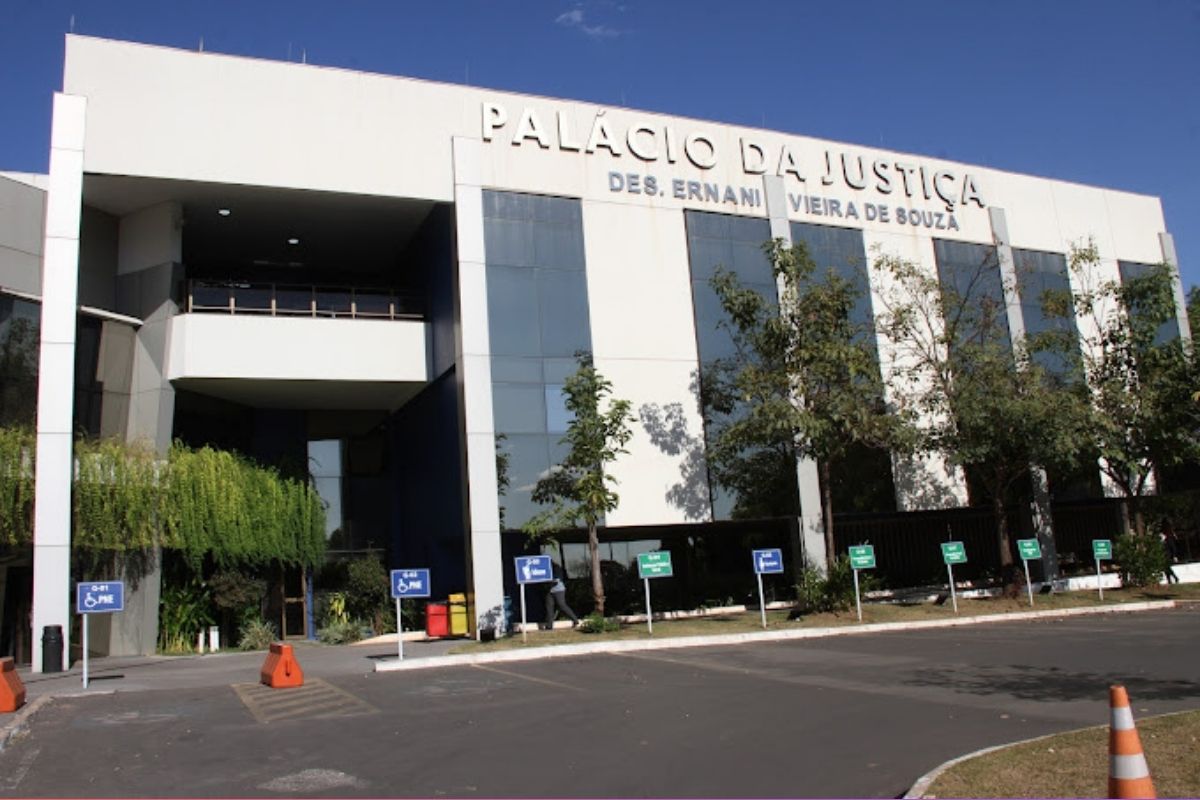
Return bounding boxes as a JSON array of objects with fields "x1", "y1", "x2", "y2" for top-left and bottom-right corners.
[
  {"x1": 76, "y1": 582, "x2": 124, "y2": 614},
  {"x1": 752, "y1": 549, "x2": 784, "y2": 575},
  {"x1": 515, "y1": 555, "x2": 553, "y2": 584},
  {"x1": 391, "y1": 569, "x2": 431, "y2": 599}
]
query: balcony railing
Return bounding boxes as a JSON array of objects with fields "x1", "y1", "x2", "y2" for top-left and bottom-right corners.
[{"x1": 185, "y1": 280, "x2": 424, "y2": 320}]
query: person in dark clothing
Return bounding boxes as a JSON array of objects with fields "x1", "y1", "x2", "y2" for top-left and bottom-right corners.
[
  {"x1": 1162, "y1": 528, "x2": 1180, "y2": 585},
  {"x1": 544, "y1": 561, "x2": 580, "y2": 629}
]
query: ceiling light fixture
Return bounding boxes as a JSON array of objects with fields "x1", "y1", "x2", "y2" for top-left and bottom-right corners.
[
  {"x1": 287, "y1": 237, "x2": 300, "y2": 245},
  {"x1": 217, "y1": 208, "x2": 231, "y2": 216}
]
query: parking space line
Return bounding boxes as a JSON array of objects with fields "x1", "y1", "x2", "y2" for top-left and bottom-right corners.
[{"x1": 470, "y1": 664, "x2": 587, "y2": 692}]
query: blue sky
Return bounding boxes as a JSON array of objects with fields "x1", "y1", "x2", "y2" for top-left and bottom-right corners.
[{"x1": 2, "y1": 0, "x2": 1197, "y2": 291}]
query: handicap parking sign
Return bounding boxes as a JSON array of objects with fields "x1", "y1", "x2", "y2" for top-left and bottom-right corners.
[{"x1": 391, "y1": 569, "x2": 431, "y2": 598}]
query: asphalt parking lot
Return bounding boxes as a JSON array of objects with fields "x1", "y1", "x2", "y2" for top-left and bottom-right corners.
[{"x1": 2, "y1": 606, "x2": 1197, "y2": 797}]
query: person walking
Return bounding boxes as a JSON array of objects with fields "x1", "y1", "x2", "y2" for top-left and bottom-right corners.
[
  {"x1": 544, "y1": 561, "x2": 580, "y2": 629},
  {"x1": 1161, "y1": 527, "x2": 1180, "y2": 585}
]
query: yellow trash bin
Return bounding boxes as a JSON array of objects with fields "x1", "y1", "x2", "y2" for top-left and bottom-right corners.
[{"x1": 448, "y1": 593, "x2": 469, "y2": 636}]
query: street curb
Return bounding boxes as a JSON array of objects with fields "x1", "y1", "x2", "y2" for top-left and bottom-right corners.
[
  {"x1": 902, "y1": 728, "x2": 1070, "y2": 799},
  {"x1": 903, "y1": 705, "x2": 1200, "y2": 798},
  {"x1": 374, "y1": 599, "x2": 1178, "y2": 673},
  {"x1": 0, "y1": 694, "x2": 54, "y2": 753}
]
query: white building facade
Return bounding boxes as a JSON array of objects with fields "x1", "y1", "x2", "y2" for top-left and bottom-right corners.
[{"x1": 0, "y1": 36, "x2": 1188, "y2": 667}]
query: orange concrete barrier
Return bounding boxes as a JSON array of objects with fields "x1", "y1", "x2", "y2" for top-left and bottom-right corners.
[
  {"x1": 1108, "y1": 685, "x2": 1155, "y2": 799},
  {"x1": 259, "y1": 643, "x2": 304, "y2": 689},
  {"x1": 1, "y1": 656, "x2": 26, "y2": 712}
]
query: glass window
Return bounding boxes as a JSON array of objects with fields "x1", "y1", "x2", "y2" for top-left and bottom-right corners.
[
  {"x1": 933, "y1": 239, "x2": 1010, "y2": 350},
  {"x1": 491, "y1": 356, "x2": 543, "y2": 384},
  {"x1": 483, "y1": 217, "x2": 535, "y2": 268},
  {"x1": 532, "y1": 223, "x2": 586, "y2": 270},
  {"x1": 538, "y1": 269, "x2": 592, "y2": 357},
  {"x1": 493, "y1": 383, "x2": 548, "y2": 434},
  {"x1": 1118, "y1": 261, "x2": 1181, "y2": 344},
  {"x1": 486, "y1": 266, "x2": 540, "y2": 356},
  {"x1": 500, "y1": 433, "x2": 553, "y2": 529},
  {"x1": 545, "y1": 384, "x2": 572, "y2": 434}
]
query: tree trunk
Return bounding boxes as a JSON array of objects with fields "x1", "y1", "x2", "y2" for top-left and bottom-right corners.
[
  {"x1": 993, "y1": 491, "x2": 1015, "y2": 585},
  {"x1": 819, "y1": 459, "x2": 836, "y2": 570},
  {"x1": 1130, "y1": 498, "x2": 1147, "y2": 537},
  {"x1": 588, "y1": 521, "x2": 605, "y2": 616}
]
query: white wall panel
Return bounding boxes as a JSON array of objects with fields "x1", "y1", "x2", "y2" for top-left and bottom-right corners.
[
  {"x1": 117, "y1": 202, "x2": 181, "y2": 274},
  {"x1": 863, "y1": 229, "x2": 968, "y2": 510},
  {"x1": 583, "y1": 202, "x2": 698, "y2": 361},
  {"x1": 582, "y1": 200, "x2": 709, "y2": 526},
  {"x1": 594, "y1": 357, "x2": 711, "y2": 527},
  {"x1": 167, "y1": 315, "x2": 428, "y2": 382},
  {"x1": 1105, "y1": 191, "x2": 1167, "y2": 263}
]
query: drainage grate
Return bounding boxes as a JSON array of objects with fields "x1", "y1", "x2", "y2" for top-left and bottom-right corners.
[{"x1": 232, "y1": 678, "x2": 377, "y2": 724}]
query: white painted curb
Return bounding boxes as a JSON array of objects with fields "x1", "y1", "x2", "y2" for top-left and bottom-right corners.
[{"x1": 374, "y1": 599, "x2": 1177, "y2": 673}]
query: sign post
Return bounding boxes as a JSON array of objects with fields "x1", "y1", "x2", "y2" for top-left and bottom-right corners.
[
  {"x1": 940, "y1": 542, "x2": 967, "y2": 614},
  {"x1": 1092, "y1": 539, "x2": 1113, "y2": 601},
  {"x1": 390, "y1": 569, "x2": 431, "y2": 661},
  {"x1": 848, "y1": 545, "x2": 877, "y2": 622},
  {"x1": 751, "y1": 549, "x2": 784, "y2": 629},
  {"x1": 514, "y1": 555, "x2": 553, "y2": 642},
  {"x1": 636, "y1": 552, "x2": 674, "y2": 634},
  {"x1": 1016, "y1": 539, "x2": 1041, "y2": 607},
  {"x1": 76, "y1": 581, "x2": 125, "y2": 688}
]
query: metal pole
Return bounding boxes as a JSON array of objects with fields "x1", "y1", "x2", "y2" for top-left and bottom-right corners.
[
  {"x1": 520, "y1": 585, "x2": 528, "y2": 643},
  {"x1": 853, "y1": 568, "x2": 862, "y2": 622},
  {"x1": 82, "y1": 613, "x2": 89, "y2": 689},
  {"x1": 1023, "y1": 560, "x2": 1034, "y2": 607},
  {"x1": 1096, "y1": 558, "x2": 1104, "y2": 601},
  {"x1": 947, "y1": 564, "x2": 958, "y2": 613},
  {"x1": 756, "y1": 572, "x2": 767, "y2": 629},
  {"x1": 396, "y1": 598, "x2": 403, "y2": 662},
  {"x1": 644, "y1": 579, "x2": 653, "y2": 635}
]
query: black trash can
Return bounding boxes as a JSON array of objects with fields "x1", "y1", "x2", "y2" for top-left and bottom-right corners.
[{"x1": 42, "y1": 625, "x2": 64, "y2": 673}]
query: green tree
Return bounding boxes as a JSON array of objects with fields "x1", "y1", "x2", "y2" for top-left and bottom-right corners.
[
  {"x1": 1046, "y1": 242, "x2": 1200, "y2": 534},
  {"x1": 523, "y1": 353, "x2": 634, "y2": 615},
  {"x1": 706, "y1": 239, "x2": 910, "y2": 568},
  {"x1": 875, "y1": 250, "x2": 1091, "y2": 578}
]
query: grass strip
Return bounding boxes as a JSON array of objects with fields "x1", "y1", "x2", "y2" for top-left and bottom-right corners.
[
  {"x1": 448, "y1": 584, "x2": 1198, "y2": 654},
  {"x1": 924, "y1": 709, "x2": 1200, "y2": 798}
]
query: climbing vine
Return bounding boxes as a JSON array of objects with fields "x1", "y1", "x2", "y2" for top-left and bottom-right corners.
[
  {"x1": 0, "y1": 426, "x2": 34, "y2": 546},
  {"x1": 0, "y1": 425, "x2": 325, "y2": 567},
  {"x1": 74, "y1": 437, "x2": 161, "y2": 551}
]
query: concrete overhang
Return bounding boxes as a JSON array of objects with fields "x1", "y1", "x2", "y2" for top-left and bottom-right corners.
[{"x1": 167, "y1": 314, "x2": 429, "y2": 410}]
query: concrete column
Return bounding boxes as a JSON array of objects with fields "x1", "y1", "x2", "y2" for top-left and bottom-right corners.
[
  {"x1": 1160, "y1": 233, "x2": 1192, "y2": 345},
  {"x1": 990, "y1": 207, "x2": 1059, "y2": 580},
  {"x1": 763, "y1": 176, "x2": 827, "y2": 572},
  {"x1": 452, "y1": 137, "x2": 506, "y2": 635},
  {"x1": 32, "y1": 93, "x2": 86, "y2": 672}
]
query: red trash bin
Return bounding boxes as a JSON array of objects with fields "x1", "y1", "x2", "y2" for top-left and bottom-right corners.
[{"x1": 426, "y1": 602, "x2": 449, "y2": 638}]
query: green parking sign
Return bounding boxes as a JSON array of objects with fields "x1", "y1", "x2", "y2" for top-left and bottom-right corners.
[
  {"x1": 848, "y1": 545, "x2": 876, "y2": 570},
  {"x1": 637, "y1": 551, "x2": 674, "y2": 579},
  {"x1": 1092, "y1": 539, "x2": 1112, "y2": 560},
  {"x1": 1017, "y1": 539, "x2": 1042, "y2": 560},
  {"x1": 941, "y1": 541, "x2": 967, "y2": 565}
]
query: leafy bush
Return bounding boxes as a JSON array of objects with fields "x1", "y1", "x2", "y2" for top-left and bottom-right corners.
[
  {"x1": 1115, "y1": 533, "x2": 1168, "y2": 588},
  {"x1": 345, "y1": 557, "x2": 390, "y2": 632},
  {"x1": 793, "y1": 557, "x2": 865, "y2": 615},
  {"x1": 577, "y1": 612, "x2": 620, "y2": 633},
  {"x1": 158, "y1": 580, "x2": 214, "y2": 653},
  {"x1": 237, "y1": 618, "x2": 278, "y2": 651},
  {"x1": 317, "y1": 619, "x2": 364, "y2": 645}
]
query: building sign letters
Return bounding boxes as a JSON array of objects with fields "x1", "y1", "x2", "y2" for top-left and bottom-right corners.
[{"x1": 482, "y1": 102, "x2": 986, "y2": 217}]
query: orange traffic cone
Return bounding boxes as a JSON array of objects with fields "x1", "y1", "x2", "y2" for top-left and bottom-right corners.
[
  {"x1": 1108, "y1": 685, "x2": 1155, "y2": 799},
  {"x1": 1, "y1": 657, "x2": 26, "y2": 712},
  {"x1": 260, "y1": 643, "x2": 304, "y2": 689}
]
